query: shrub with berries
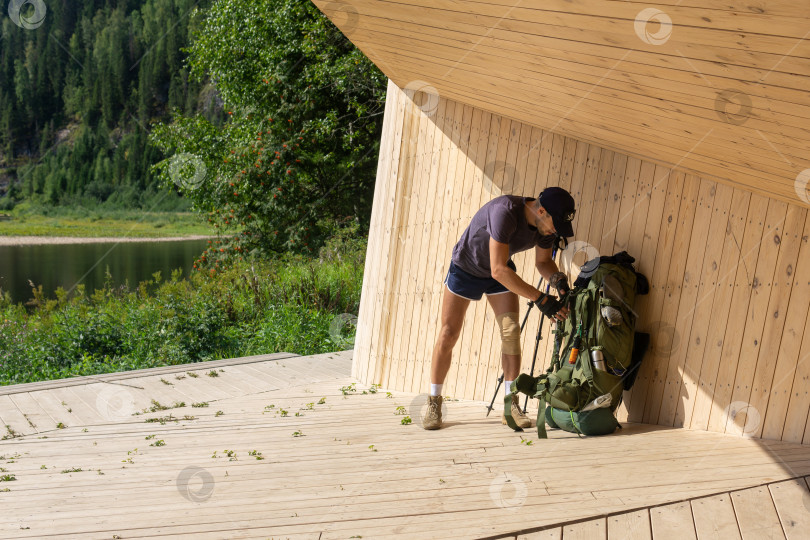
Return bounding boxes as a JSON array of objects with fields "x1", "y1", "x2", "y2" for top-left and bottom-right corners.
[{"x1": 150, "y1": 0, "x2": 386, "y2": 262}]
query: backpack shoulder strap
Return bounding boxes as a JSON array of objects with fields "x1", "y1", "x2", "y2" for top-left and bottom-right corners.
[
  {"x1": 503, "y1": 393, "x2": 523, "y2": 432},
  {"x1": 503, "y1": 391, "x2": 548, "y2": 439}
]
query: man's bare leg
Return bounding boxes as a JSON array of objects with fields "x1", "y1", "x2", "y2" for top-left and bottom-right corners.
[
  {"x1": 430, "y1": 286, "x2": 471, "y2": 386},
  {"x1": 423, "y1": 286, "x2": 470, "y2": 430},
  {"x1": 486, "y1": 291, "x2": 531, "y2": 427},
  {"x1": 486, "y1": 291, "x2": 521, "y2": 381}
]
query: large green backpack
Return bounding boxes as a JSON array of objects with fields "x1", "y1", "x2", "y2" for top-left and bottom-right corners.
[{"x1": 504, "y1": 251, "x2": 649, "y2": 438}]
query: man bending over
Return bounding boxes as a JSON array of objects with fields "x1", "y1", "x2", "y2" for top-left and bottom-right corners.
[{"x1": 423, "y1": 187, "x2": 576, "y2": 430}]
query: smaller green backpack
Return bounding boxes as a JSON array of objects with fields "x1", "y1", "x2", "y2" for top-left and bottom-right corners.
[{"x1": 504, "y1": 252, "x2": 649, "y2": 438}]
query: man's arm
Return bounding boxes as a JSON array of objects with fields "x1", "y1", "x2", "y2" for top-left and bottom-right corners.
[
  {"x1": 489, "y1": 238, "x2": 541, "y2": 301},
  {"x1": 537, "y1": 245, "x2": 571, "y2": 298},
  {"x1": 490, "y1": 238, "x2": 569, "y2": 320},
  {"x1": 534, "y1": 245, "x2": 559, "y2": 281}
]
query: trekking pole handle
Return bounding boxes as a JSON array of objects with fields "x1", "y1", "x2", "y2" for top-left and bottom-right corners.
[{"x1": 520, "y1": 275, "x2": 546, "y2": 333}]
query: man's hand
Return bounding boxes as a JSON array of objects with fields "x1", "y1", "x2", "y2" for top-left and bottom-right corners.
[
  {"x1": 532, "y1": 292, "x2": 568, "y2": 321},
  {"x1": 549, "y1": 271, "x2": 570, "y2": 296}
]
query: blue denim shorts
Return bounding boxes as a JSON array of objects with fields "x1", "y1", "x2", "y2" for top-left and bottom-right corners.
[{"x1": 444, "y1": 260, "x2": 516, "y2": 301}]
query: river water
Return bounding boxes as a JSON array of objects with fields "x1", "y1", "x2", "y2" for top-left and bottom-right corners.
[{"x1": 0, "y1": 239, "x2": 210, "y2": 305}]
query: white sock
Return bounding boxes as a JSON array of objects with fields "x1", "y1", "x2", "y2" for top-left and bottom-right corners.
[
  {"x1": 504, "y1": 381, "x2": 514, "y2": 396},
  {"x1": 430, "y1": 383, "x2": 443, "y2": 397}
]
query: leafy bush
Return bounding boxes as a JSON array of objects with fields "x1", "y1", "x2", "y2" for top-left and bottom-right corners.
[
  {"x1": 0, "y1": 196, "x2": 14, "y2": 211},
  {"x1": 0, "y1": 235, "x2": 364, "y2": 385},
  {"x1": 150, "y1": 0, "x2": 386, "y2": 258}
]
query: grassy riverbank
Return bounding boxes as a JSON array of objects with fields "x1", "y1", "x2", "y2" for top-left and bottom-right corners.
[
  {"x1": 0, "y1": 234, "x2": 365, "y2": 386},
  {"x1": 0, "y1": 205, "x2": 216, "y2": 238}
]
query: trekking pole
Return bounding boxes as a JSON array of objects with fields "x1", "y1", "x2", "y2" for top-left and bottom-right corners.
[
  {"x1": 485, "y1": 374, "x2": 505, "y2": 417},
  {"x1": 520, "y1": 241, "x2": 564, "y2": 413},
  {"x1": 521, "y1": 285, "x2": 550, "y2": 414}
]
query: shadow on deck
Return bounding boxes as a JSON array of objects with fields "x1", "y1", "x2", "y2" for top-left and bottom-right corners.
[{"x1": 0, "y1": 350, "x2": 808, "y2": 539}]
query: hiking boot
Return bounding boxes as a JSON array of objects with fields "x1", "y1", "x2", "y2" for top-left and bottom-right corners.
[
  {"x1": 422, "y1": 395, "x2": 443, "y2": 430},
  {"x1": 502, "y1": 394, "x2": 532, "y2": 428}
]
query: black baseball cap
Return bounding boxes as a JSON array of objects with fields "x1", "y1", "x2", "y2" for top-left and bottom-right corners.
[{"x1": 538, "y1": 187, "x2": 576, "y2": 238}]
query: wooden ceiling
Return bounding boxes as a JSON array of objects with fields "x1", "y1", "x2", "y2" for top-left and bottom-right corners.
[{"x1": 313, "y1": 0, "x2": 810, "y2": 207}]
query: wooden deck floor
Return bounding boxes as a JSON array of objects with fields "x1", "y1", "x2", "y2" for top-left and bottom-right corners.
[
  {"x1": 1, "y1": 350, "x2": 809, "y2": 539},
  {"x1": 498, "y1": 477, "x2": 810, "y2": 540}
]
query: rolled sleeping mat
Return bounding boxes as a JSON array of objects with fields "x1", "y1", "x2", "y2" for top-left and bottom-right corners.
[{"x1": 622, "y1": 331, "x2": 651, "y2": 391}]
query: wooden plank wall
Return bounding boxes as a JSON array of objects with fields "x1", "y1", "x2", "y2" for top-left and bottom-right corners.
[
  {"x1": 314, "y1": 0, "x2": 810, "y2": 207},
  {"x1": 354, "y1": 81, "x2": 810, "y2": 444}
]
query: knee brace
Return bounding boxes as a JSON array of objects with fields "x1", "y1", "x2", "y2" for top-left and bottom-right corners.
[{"x1": 496, "y1": 311, "x2": 521, "y2": 356}]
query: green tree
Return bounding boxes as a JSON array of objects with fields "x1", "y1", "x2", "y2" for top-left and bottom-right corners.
[
  {"x1": 150, "y1": 0, "x2": 387, "y2": 256},
  {"x1": 0, "y1": 0, "x2": 210, "y2": 208}
]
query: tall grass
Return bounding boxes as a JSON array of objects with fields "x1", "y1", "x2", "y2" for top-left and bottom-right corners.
[
  {"x1": 1, "y1": 201, "x2": 214, "y2": 238},
  {"x1": 0, "y1": 236, "x2": 365, "y2": 386}
]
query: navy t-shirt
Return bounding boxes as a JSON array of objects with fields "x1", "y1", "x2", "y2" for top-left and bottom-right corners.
[{"x1": 451, "y1": 195, "x2": 556, "y2": 278}]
